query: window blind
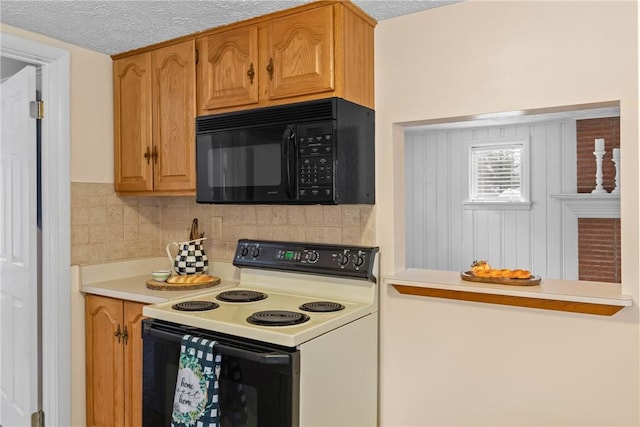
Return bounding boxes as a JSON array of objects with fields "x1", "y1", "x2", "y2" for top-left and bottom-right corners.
[{"x1": 470, "y1": 145, "x2": 523, "y2": 201}]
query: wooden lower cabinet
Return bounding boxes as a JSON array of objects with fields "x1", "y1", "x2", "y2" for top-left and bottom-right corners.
[{"x1": 85, "y1": 295, "x2": 146, "y2": 427}]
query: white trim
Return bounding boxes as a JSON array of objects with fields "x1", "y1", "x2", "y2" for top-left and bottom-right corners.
[
  {"x1": 1, "y1": 32, "x2": 71, "y2": 427},
  {"x1": 467, "y1": 138, "x2": 530, "y2": 203},
  {"x1": 550, "y1": 193, "x2": 621, "y2": 280},
  {"x1": 550, "y1": 193, "x2": 621, "y2": 218},
  {"x1": 462, "y1": 200, "x2": 532, "y2": 210},
  {"x1": 560, "y1": 203, "x2": 579, "y2": 280}
]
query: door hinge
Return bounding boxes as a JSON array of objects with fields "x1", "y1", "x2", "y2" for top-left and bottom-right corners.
[
  {"x1": 31, "y1": 409, "x2": 45, "y2": 427},
  {"x1": 29, "y1": 100, "x2": 44, "y2": 119}
]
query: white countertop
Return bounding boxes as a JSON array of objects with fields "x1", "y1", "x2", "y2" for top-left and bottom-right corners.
[
  {"x1": 385, "y1": 268, "x2": 633, "y2": 307},
  {"x1": 76, "y1": 257, "x2": 240, "y2": 304}
]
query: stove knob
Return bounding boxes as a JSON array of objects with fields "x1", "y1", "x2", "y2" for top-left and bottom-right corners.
[
  {"x1": 307, "y1": 250, "x2": 319, "y2": 263},
  {"x1": 338, "y1": 253, "x2": 350, "y2": 266},
  {"x1": 252, "y1": 247, "x2": 260, "y2": 258},
  {"x1": 354, "y1": 255, "x2": 365, "y2": 267},
  {"x1": 240, "y1": 247, "x2": 249, "y2": 257}
]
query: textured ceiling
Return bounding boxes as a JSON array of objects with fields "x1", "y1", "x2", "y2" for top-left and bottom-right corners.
[{"x1": 0, "y1": 0, "x2": 460, "y2": 56}]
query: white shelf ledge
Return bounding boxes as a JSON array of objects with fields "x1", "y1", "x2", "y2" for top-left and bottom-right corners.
[{"x1": 550, "y1": 193, "x2": 620, "y2": 218}]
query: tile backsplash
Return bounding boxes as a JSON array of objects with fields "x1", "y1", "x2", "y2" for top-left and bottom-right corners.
[{"x1": 71, "y1": 183, "x2": 376, "y2": 265}]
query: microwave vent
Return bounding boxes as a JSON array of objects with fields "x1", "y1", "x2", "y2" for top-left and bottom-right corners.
[{"x1": 197, "y1": 99, "x2": 336, "y2": 133}]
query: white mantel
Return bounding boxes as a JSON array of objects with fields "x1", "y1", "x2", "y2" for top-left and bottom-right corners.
[
  {"x1": 550, "y1": 193, "x2": 620, "y2": 218},
  {"x1": 549, "y1": 193, "x2": 621, "y2": 280}
]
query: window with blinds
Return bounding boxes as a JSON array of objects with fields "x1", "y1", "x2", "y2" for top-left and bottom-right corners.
[{"x1": 470, "y1": 143, "x2": 525, "y2": 201}]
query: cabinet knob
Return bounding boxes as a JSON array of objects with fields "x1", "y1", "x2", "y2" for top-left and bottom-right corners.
[
  {"x1": 247, "y1": 62, "x2": 255, "y2": 85},
  {"x1": 266, "y1": 58, "x2": 274, "y2": 81},
  {"x1": 151, "y1": 146, "x2": 158, "y2": 164},
  {"x1": 143, "y1": 147, "x2": 151, "y2": 164}
]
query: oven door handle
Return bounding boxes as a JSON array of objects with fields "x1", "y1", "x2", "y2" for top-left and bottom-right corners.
[
  {"x1": 145, "y1": 325, "x2": 293, "y2": 365},
  {"x1": 214, "y1": 343, "x2": 291, "y2": 365}
]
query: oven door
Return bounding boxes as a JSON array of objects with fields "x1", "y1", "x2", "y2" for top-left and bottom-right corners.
[
  {"x1": 142, "y1": 319, "x2": 300, "y2": 427},
  {"x1": 196, "y1": 124, "x2": 297, "y2": 204}
]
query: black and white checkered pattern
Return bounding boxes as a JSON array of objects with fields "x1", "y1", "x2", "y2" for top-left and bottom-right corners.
[{"x1": 174, "y1": 242, "x2": 209, "y2": 275}]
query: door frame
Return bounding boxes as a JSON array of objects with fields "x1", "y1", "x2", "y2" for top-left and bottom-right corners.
[{"x1": 1, "y1": 32, "x2": 71, "y2": 426}]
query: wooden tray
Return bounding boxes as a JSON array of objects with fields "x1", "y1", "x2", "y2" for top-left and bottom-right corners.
[
  {"x1": 460, "y1": 271, "x2": 541, "y2": 286},
  {"x1": 146, "y1": 276, "x2": 221, "y2": 291}
]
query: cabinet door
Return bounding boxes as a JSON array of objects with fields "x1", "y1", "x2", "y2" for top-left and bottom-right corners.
[
  {"x1": 197, "y1": 26, "x2": 259, "y2": 113},
  {"x1": 114, "y1": 53, "x2": 153, "y2": 192},
  {"x1": 265, "y1": 5, "x2": 334, "y2": 100},
  {"x1": 85, "y1": 295, "x2": 125, "y2": 427},
  {"x1": 152, "y1": 40, "x2": 197, "y2": 192},
  {"x1": 123, "y1": 301, "x2": 146, "y2": 427}
]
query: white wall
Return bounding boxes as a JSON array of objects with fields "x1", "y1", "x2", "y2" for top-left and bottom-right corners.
[{"x1": 376, "y1": 1, "x2": 639, "y2": 426}]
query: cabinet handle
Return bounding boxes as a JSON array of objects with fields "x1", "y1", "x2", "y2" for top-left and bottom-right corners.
[
  {"x1": 143, "y1": 147, "x2": 151, "y2": 164},
  {"x1": 114, "y1": 324, "x2": 122, "y2": 343},
  {"x1": 247, "y1": 62, "x2": 255, "y2": 85},
  {"x1": 151, "y1": 146, "x2": 158, "y2": 164},
  {"x1": 123, "y1": 325, "x2": 129, "y2": 345},
  {"x1": 266, "y1": 58, "x2": 274, "y2": 81},
  {"x1": 195, "y1": 48, "x2": 199, "y2": 65}
]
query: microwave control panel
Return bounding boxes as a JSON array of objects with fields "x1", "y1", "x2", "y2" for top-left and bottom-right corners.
[{"x1": 296, "y1": 122, "x2": 335, "y2": 202}]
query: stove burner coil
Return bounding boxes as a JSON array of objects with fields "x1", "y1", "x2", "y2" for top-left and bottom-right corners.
[
  {"x1": 299, "y1": 301, "x2": 345, "y2": 313},
  {"x1": 172, "y1": 301, "x2": 219, "y2": 312},
  {"x1": 216, "y1": 290, "x2": 268, "y2": 303},
  {"x1": 247, "y1": 310, "x2": 310, "y2": 326}
]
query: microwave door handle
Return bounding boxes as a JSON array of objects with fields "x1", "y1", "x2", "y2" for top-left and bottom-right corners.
[
  {"x1": 145, "y1": 325, "x2": 292, "y2": 365},
  {"x1": 283, "y1": 125, "x2": 296, "y2": 198}
]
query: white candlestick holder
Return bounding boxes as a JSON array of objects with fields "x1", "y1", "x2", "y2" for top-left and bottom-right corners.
[
  {"x1": 591, "y1": 150, "x2": 607, "y2": 194},
  {"x1": 612, "y1": 156, "x2": 621, "y2": 195}
]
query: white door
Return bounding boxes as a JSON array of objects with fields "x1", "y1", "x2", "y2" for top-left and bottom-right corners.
[{"x1": 0, "y1": 65, "x2": 39, "y2": 427}]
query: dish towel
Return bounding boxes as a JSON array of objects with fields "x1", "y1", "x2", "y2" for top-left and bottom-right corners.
[{"x1": 171, "y1": 335, "x2": 222, "y2": 427}]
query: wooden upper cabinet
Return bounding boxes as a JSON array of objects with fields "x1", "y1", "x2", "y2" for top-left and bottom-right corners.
[
  {"x1": 114, "y1": 52, "x2": 153, "y2": 193},
  {"x1": 195, "y1": 2, "x2": 375, "y2": 115},
  {"x1": 113, "y1": 2, "x2": 373, "y2": 193},
  {"x1": 197, "y1": 26, "x2": 259, "y2": 111},
  {"x1": 265, "y1": 5, "x2": 334, "y2": 101},
  {"x1": 339, "y1": 3, "x2": 375, "y2": 109},
  {"x1": 114, "y1": 40, "x2": 196, "y2": 195},
  {"x1": 152, "y1": 41, "x2": 196, "y2": 192}
]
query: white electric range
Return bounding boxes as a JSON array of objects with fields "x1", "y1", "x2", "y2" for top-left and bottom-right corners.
[
  {"x1": 142, "y1": 239, "x2": 380, "y2": 427},
  {"x1": 143, "y1": 239, "x2": 378, "y2": 347}
]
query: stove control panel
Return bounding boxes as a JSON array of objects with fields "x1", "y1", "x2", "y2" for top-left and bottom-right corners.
[{"x1": 233, "y1": 239, "x2": 379, "y2": 282}]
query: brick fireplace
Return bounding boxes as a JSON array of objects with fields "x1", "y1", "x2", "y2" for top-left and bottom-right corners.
[{"x1": 576, "y1": 117, "x2": 621, "y2": 283}]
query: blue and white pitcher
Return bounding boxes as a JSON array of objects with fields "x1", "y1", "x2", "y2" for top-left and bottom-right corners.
[{"x1": 166, "y1": 238, "x2": 209, "y2": 275}]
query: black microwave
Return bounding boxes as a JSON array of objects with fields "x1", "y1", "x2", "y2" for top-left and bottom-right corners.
[{"x1": 195, "y1": 98, "x2": 374, "y2": 204}]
